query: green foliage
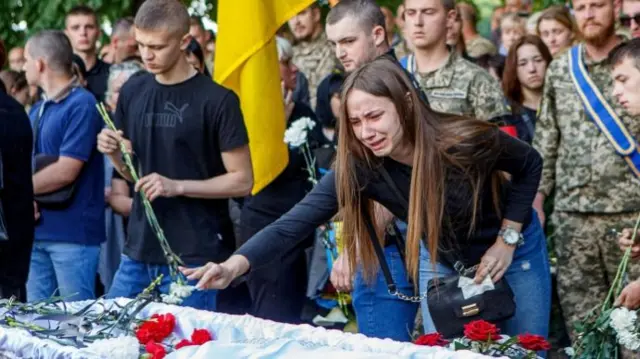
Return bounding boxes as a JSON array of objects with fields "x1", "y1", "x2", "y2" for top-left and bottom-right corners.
[
  {"x1": 0, "y1": 0, "x2": 134, "y2": 54},
  {"x1": 0, "y1": 0, "x2": 213, "y2": 57}
]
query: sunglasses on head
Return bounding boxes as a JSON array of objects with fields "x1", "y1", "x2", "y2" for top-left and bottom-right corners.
[{"x1": 620, "y1": 13, "x2": 640, "y2": 28}]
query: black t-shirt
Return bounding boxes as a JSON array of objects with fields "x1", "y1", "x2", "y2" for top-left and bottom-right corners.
[
  {"x1": 0, "y1": 93, "x2": 35, "y2": 288},
  {"x1": 241, "y1": 102, "x2": 325, "y2": 233},
  {"x1": 115, "y1": 72, "x2": 249, "y2": 265},
  {"x1": 86, "y1": 58, "x2": 111, "y2": 103}
]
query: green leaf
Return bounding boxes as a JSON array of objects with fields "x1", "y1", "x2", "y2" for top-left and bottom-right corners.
[{"x1": 454, "y1": 341, "x2": 470, "y2": 351}]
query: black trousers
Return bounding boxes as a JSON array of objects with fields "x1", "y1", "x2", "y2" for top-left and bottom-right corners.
[
  {"x1": 0, "y1": 283, "x2": 25, "y2": 301},
  {"x1": 240, "y1": 209, "x2": 312, "y2": 324}
]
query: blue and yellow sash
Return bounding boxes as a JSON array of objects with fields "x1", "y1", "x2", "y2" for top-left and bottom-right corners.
[{"x1": 568, "y1": 44, "x2": 640, "y2": 177}]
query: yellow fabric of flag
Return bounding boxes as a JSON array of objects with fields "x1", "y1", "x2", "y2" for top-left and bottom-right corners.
[{"x1": 214, "y1": 0, "x2": 314, "y2": 195}]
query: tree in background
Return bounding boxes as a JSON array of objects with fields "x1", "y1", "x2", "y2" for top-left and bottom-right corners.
[{"x1": 0, "y1": 0, "x2": 217, "y2": 56}]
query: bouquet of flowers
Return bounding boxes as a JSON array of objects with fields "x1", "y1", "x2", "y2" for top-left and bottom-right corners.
[
  {"x1": 97, "y1": 104, "x2": 193, "y2": 305},
  {"x1": 572, "y1": 213, "x2": 640, "y2": 358},
  {"x1": 0, "y1": 277, "x2": 214, "y2": 359},
  {"x1": 414, "y1": 320, "x2": 550, "y2": 358}
]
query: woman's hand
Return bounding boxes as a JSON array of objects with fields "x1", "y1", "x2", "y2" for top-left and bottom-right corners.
[
  {"x1": 330, "y1": 252, "x2": 353, "y2": 292},
  {"x1": 179, "y1": 255, "x2": 250, "y2": 290},
  {"x1": 474, "y1": 241, "x2": 515, "y2": 284},
  {"x1": 619, "y1": 228, "x2": 640, "y2": 259}
]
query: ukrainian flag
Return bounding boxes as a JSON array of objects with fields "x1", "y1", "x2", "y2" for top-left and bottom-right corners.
[{"x1": 214, "y1": 0, "x2": 315, "y2": 194}]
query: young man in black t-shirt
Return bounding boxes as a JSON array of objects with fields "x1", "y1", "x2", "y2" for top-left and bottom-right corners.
[{"x1": 97, "y1": 0, "x2": 253, "y2": 311}]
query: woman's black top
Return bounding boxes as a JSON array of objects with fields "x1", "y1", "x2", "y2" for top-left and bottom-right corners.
[{"x1": 236, "y1": 128, "x2": 542, "y2": 270}]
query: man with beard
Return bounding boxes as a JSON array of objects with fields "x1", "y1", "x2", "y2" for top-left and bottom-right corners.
[
  {"x1": 533, "y1": 0, "x2": 640, "y2": 343},
  {"x1": 288, "y1": 4, "x2": 337, "y2": 109}
]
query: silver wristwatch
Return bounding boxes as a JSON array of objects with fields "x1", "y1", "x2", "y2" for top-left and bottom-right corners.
[{"x1": 498, "y1": 226, "x2": 524, "y2": 247}]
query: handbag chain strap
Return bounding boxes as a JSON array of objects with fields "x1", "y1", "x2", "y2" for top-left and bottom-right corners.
[{"x1": 361, "y1": 164, "x2": 481, "y2": 303}]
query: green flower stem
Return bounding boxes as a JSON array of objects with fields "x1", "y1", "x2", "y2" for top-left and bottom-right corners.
[
  {"x1": 97, "y1": 104, "x2": 185, "y2": 281},
  {"x1": 602, "y1": 212, "x2": 640, "y2": 311},
  {"x1": 300, "y1": 143, "x2": 318, "y2": 185}
]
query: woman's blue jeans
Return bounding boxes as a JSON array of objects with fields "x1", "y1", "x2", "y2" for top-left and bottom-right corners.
[
  {"x1": 352, "y1": 245, "x2": 418, "y2": 342},
  {"x1": 418, "y1": 214, "x2": 552, "y2": 339}
]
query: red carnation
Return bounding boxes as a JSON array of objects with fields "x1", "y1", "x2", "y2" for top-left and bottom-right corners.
[
  {"x1": 463, "y1": 320, "x2": 500, "y2": 342},
  {"x1": 136, "y1": 326, "x2": 154, "y2": 345},
  {"x1": 145, "y1": 342, "x2": 166, "y2": 359},
  {"x1": 151, "y1": 313, "x2": 176, "y2": 339},
  {"x1": 518, "y1": 333, "x2": 551, "y2": 351},
  {"x1": 135, "y1": 313, "x2": 177, "y2": 344},
  {"x1": 191, "y1": 329, "x2": 213, "y2": 345},
  {"x1": 175, "y1": 339, "x2": 193, "y2": 349},
  {"x1": 414, "y1": 333, "x2": 449, "y2": 346}
]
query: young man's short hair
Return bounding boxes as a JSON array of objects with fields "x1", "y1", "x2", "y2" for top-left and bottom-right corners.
[
  {"x1": 134, "y1": 0, "x2": 190, "y2": 36},
  {"x1": 112, "y1": 17, "x2": 134, "y2": 37},
  {"x1": 189, "y1": 15, "x2": 205, "y2": 30},
  {"x1": 326, "y1": 0, "x2": 387, "y2": 33},
  {"x1": 609, "y1": 38, "x2": 640, "y2": 70},
  {"x1": 458, "y1": 2, "x2": 478, "y2": 27},
  {"x1": 65, "y1": 5, "x2": 98, "y2": 26},
  {"x1": 27, "y1": 30, "x2": 74, "y2": 75}
]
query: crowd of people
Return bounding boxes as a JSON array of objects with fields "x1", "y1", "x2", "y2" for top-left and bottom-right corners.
[{"x1": 3, "y1": 0, "x2": 640, "y2": 356}]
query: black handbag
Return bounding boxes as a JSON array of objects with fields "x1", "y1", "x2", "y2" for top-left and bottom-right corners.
[
  {"x1": 32, "y1": 101, "x2": 80, "y2": 209},
  {"x1": 0, "y1": 151, "x2": 8, "y2": 241},
  {"x1": 361, "y1": 165, "x2": 516, "y2": 339}
]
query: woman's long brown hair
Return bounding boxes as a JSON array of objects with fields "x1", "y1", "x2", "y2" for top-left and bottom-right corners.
[
  {"x1": 336, "y1": 56, "x2": 504, "y2": 282},
  {"x1": 502, "y1": 35, "x2": 552, "y2": 110}
]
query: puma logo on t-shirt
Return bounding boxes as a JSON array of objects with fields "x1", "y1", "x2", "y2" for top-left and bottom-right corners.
[{"x1": 143, "y1": 102, "x2": 189, "y2": 128}]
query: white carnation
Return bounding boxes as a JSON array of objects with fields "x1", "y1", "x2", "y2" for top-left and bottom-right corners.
[
  {"x1": 84, "y1": 335, "x2": 139, "y2": 359},
  {"x1": 611, "y1": 307, "x2": 640, "y2": 352},
  {"x1": 170, "y1": 282, "x2": 195, "y2": 298},
  {"x1": 291, "y1": 117, "x2": 316, "y2": 131},
  {"x1": 284, "y1": 127, "x2": 308, "y2": 148},
  {"x1": 619, "y1": 332, "x2": 640, "y2": 351},
  {"x1": 611, "y1": 307, "x2": 637, "y2": 332},
  {"x1": 161, "y1": 293, "x2": 183, "y2": 305},
  {"x1": 563, "y1": 347, "x2": 575, "y2": 357}
]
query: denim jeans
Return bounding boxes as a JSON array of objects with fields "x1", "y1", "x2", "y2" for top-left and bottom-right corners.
[
  {"x1": 418, "y1": 214, "x2": 551, "y2": 339},
  {"x1": 26, "y1": 241, "x2": 100, "y2": 302},
  {"x1": 352, "y1": 245, "x2": 418, "y2": 342},
  {"x1": 107, "y1": 255, "x2": 217, "y2": 311}
]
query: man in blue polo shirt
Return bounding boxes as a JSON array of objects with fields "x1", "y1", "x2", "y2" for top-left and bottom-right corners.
[{"x1": 23, "y1": 30, "x2": 105, "y2": 302}]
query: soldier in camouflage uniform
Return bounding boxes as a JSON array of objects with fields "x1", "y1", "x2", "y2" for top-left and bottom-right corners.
[
  {"x1": 402, "y1": 0, "x2": 509, "y2": 121},
  {"x1": 288, "y1": 4, "x2": 337, "y2": 109},
  {"x1": 533, "y1": 0, "x2": 640, "y2": 344}
]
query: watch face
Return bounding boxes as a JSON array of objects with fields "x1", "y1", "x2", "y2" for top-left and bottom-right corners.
[{"x1": 503, "y1": 229, "x2": 519, "y2": 244}]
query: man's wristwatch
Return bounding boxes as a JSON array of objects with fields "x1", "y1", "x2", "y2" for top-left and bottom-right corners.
[{"x1": 498, "y1": 226, "x2": 525, "y2": 247}]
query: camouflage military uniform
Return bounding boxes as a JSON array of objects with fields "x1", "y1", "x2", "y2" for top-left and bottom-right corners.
[
  {"x1": 292, "y1": 32, "x2": 337, "y2": 109},
  {"x1": 409, "y1": 51, "x2": 509, "y2": 120},
  {"x1": 533, "y1": 44, "x2": 640, "y2": 343}
]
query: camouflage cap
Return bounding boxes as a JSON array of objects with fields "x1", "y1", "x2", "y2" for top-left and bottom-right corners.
[{"x1": 466, "y1": 37, "x2": 498, "y2": 58}]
